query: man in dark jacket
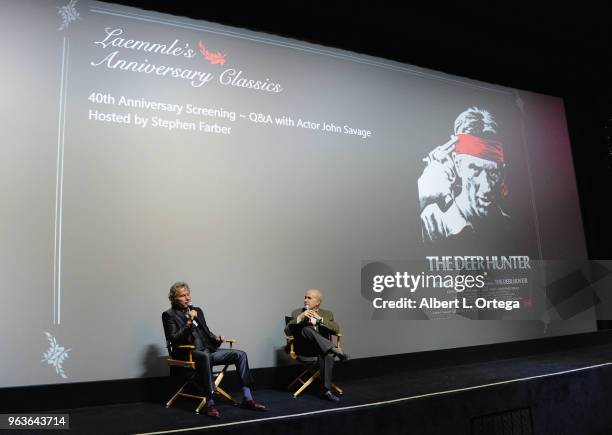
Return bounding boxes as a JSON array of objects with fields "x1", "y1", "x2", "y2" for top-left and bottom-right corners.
[{"x1": 162, "y1": 281, "x2": 265, "y2": 418}]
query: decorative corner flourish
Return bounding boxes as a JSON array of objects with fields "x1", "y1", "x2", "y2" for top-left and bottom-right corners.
[
  {"x1": 41, "y1": 332, "x2": 72, "y2": 378},
  {"x1": 57, "y1": 0, "x2": 80, "y2": 31}
]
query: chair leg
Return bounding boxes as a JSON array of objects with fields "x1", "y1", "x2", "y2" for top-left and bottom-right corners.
[
  {"x1": 166, "y1": 380, "x2": 189, "y2": 408},
  {"x1": 167, "y1": 376, "x2": 208, "y2": 414},
  {"x1": 215, "y1": 386, "x2": 237, "y2": 404},
  {"x1": 195, "y1": 397, "x2": 207, "y2": 414},
  {"x1": 214, "y1": 369, "x2": 226, "y2": 388},
  {"x1": 288, "y1": 368, "x2": 311, "y2": 390},
  {"x1": 293, "y1": 369, "x2": 320, "y2": 398},
  {"x1": 166, "y1": 365, "x2": 238, "y2": 412},
  {"x1": 212, "y1": 367, "x2": 237, "y2": 404}
]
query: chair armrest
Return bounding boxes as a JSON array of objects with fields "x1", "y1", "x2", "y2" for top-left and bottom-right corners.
[
  {"x1": 223, "y1": 338, "x2": 237, "y2": 349},
  {"x1": 167, "y1": 345, "x2": 196, "y2": 367},
  {"x1": 332, "y1": 332, "x2": 342, "y2": 350}
]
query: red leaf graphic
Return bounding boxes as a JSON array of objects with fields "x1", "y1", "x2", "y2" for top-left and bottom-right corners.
[{"x1": 199, "y1": 40, "x2": 226, "y2": 65}]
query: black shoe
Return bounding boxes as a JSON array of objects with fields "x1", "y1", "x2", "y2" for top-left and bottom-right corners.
[
  {"x1": 322, "y1": 390, "x2": 340, "y2": 402},
  {"x1": 330, "y1": 347, "x2": 349, "y2": 361}
]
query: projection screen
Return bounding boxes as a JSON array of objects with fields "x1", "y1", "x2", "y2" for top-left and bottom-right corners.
[{"x1": 0, "y1": 0, "x2": 593, "y2": 388}]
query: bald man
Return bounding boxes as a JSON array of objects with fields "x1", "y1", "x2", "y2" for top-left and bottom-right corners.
[{"x1": 285, "y1": 289, "x2": 348, "y2": 402}]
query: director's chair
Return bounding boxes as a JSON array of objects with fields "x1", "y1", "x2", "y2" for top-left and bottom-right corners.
[
  {"x1": 285, "y1": 317, "x2": 344, "y2": 398},
  {"x1": 164, "y1": 339, "x2": 238, "y2": 414}
]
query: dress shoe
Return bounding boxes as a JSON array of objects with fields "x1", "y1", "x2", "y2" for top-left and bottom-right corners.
[
  {"x1": 241, "y1": 399, "x2": 266, "y2": 411},
  {"x1": 204, "y1": 404, "x2": 221, "y2": 419},
  {"x1": 322, "y1": 389, "x2": 340, "y2": 402},
  {"x1": 330, "y1": 347, "x2": 350, "y2": 361}
]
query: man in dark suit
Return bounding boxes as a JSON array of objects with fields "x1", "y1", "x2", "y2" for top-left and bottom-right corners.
[
  {"x1": 162, "y1": 281, "x2": 265, "y2": 418},
  {"x1": 285, "y1": 289, "x2": 349, "y2": 402}
]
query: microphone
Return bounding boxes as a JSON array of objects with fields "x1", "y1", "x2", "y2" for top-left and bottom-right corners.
[{"x1": 187, "y1": 303, "x2": 199, "y2": 327}]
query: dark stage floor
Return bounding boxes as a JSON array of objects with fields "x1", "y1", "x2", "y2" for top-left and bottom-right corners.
[{"x1": 48, "y1": 341, "x2": 612, "y2": 435}]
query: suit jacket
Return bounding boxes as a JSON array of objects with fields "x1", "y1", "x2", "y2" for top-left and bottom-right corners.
[
  {"x1": 162, "y1": 306, "x2": 221, "y2": 355},
  {"x1": 284, "y1": 307, "x2": 340, "y2": 338}
]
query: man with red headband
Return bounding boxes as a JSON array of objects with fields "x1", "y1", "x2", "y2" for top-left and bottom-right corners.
[{"x1": 419, "y1": 107, "x2": 509, "y2": 243}]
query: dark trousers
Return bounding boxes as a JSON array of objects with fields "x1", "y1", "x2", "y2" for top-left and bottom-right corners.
[
  {"x1": 296, "y1": 326, "x2": 335, "y2": 391},
  {"x1": 192, "y1": 348, "x2": 253, "y2": 396}
]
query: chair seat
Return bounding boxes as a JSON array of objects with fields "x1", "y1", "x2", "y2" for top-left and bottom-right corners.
[{"x1": 296, "y1": 355, "x2": 318, "y2": 364}]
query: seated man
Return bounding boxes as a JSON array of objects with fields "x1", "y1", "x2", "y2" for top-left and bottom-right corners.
[
  {"x1": 285, "y1": 288, "x2": 348, "y2": 402},
  {"x1": 162, "y1": 281, "x2": 266, "y2": 418}
]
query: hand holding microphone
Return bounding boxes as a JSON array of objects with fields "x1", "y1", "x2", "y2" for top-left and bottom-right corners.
[{"x1": 187, "y1": 303, "x2": 199, "y2": 327}]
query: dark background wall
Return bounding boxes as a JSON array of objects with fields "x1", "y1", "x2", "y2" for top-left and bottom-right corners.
[{"x1": 103, "y1": 0, "x2": 612, "y2": 259}]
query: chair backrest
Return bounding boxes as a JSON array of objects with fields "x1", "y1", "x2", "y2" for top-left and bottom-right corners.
[
  {"x1": 162, "y1": 311, "x2": 188, "y2": 358},
  {"x1": 285, "y1": 315, "x2": 318, "y2": 361},
  {"x1": 162, "y1": 313, "x2": 174, "y2": 356}
]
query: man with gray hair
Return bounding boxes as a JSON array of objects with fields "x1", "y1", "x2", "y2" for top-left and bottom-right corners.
[
  {"x1": 285, "y1": 289, "x2": 348, "y2": 402},
  {"x1": 162, "y1": 281, "x2": 266, "y2": 418},
  {"x1": 418, "y1": 106, "x2": 510, "y2": 244}
]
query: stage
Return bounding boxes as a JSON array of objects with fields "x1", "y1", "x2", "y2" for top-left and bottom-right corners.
[{"x1": 30, "y1": 331, "x2": 612, "y2": 434}]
